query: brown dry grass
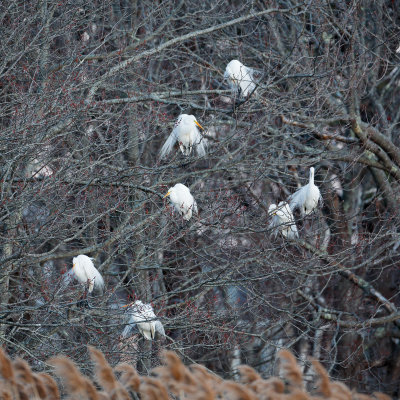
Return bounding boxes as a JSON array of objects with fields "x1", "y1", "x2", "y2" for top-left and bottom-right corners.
[{"x1": 0, "y1": 347, "x2": 391, "y2": 399}]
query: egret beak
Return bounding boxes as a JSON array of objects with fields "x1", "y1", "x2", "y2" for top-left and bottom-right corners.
[
  {"x1": 194, "y1": 120, "x2": 204, "y2": 131},
  {"x1": 163, "y1": 191, "x2": 171, "y2": 198},
  {"x1": 122, "y1": 302, "x2": 134, "y2": 308}
]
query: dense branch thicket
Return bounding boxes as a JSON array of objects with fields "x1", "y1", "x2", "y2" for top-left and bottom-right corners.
[{"x1": 1, "y1": 0, "x2": 400, "y2": 396}]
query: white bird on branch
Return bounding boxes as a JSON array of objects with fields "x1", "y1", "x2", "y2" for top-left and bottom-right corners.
[
  {"x1": 268, "y1": 202, "x2": 298, "y2": 239},
  {"x1": 71, "y1": 255, "x2": 104, "y2": 307},
  {"x1": 159, "y1": 114, "x2": 206, "y2": 158},
  {"x1": 288, "y1": 167, "x2": 322, "y2": 216},
  {"x1": 224, "y1": 59, "x2": 256, "y2": 98},
  {"x1": 164, "y1": 183, "x2": 198, "y2": 221},
  {"x1": 122, "y1": 300, "x2": 165, "y2": 340}
]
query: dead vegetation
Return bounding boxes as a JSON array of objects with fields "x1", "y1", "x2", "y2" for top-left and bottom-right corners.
[{"x1": 0, "y1": 347, "x2": 391, "y2": 400}]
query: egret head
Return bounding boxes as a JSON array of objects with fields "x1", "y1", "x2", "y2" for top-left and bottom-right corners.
[
  {"x1": 122, "y1": 300, "x2": 142, "y2": 309},
  {"x1": 72, "y1": 254, "x2": 93, "y2": 270},
  {"x1": 268, "y1": 204, "x2": 277, "y2": 216}
]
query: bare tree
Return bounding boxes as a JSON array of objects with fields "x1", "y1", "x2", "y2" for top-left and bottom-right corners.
[{"x1": 1, "y1": 0, "x2": 400, "y2": 396}]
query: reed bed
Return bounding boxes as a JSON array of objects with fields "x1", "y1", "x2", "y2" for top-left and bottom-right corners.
[{"x1": 0, "y1": 347, "x2": 390, "y2": 399}]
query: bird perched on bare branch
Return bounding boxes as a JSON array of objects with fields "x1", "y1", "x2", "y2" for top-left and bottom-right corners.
[
  {"x1": 164, "y1": 183, "x2": 198, "y2": 221},
  {"x1": 268, "y1": 202, "x2": 298, "y2": 239},
  {"x1": 159, "y1": 114, "x2": 206, "y2": 158},
  {"x1": 71, "y1": 255, "x2": 104, "y2": 307},
  {"x1": 224, "y1": 59, "x2": 256, "y2": 98},
  {"x1": 288, "y1": 167, "x2": 322, "y2": 216},
  {"x1": 122, "y1": 300, "x2": 165, "y2": 340}
]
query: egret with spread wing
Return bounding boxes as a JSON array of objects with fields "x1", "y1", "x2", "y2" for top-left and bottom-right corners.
[
  {"x1": 159, "y1": 114, "x2": 206, "y2": 158},
  {"x1": 164, "y1": 183, "x2": 198, "y2": 221}
]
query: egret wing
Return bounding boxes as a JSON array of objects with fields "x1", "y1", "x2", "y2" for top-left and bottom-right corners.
[
  {"x1": 122, "y1": 314, "x2": 137, "y2": 337},
  {"x1": 122, "y1": 304, "x2": 148, "y2": 337},
  {"x1": 269, "y1": 214, "x2": 280, "y2": 229},
  {"x1": 286, "y1": 223, "x2": 299, "y2": 239},
  {"x1": 195, "y1": 134, "x2": 207, "y2": 157},
  {"x1": 132, "y1": 303, "x2": 157, "y2": 340},
  {"x1": 288, "y1": 186, "x2": 307, "y2": 213},
  {"x1": 159, "y1": 128, "x2": 178, "y2": 159},
  {"x1": 139, "y1": 322, "x2": 155, "y2": 340},
  {"x1": 192, "y1": 199, "x2": 198, "y2": 215},
  {"x1": 86, "y1": 263, "x2": 104, "y2": 293},
  {"x1": 155, "y1": 320, "x2": 165, "y2": 337},
  {"x1": 239, "y1": 66, "x2": 256, "y2": 97}
]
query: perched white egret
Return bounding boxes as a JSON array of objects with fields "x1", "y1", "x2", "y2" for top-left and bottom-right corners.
[
  {"x1": 72, "y1": 255, "x2": 104, "y2": 294},
  {"x1": 224, "y1": 60, "x2": 256, "y2": 98},
  {"x1": 288, "y1": 167, "x2": 322, "y2": 216},
  {"x1": 268, "y1": 202, "x2": 298, "y2": 239},
  {"x1": 159, "y1": 114, "x2": 206, "y2": 158},
  {"x1": 164, "y1": 183, "x2": 198, "y2": 221},
  {"x1": 122, "y1": 300, "x2": 165, "y2": 340},
  {"x1": 25, "y1": 158, "x2": 54, "y2": 179}
]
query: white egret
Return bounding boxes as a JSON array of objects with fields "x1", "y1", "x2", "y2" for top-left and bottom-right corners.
[
  {"x1": 71, "y1": 255, "x2": 104, "y2": 307},
  {"x1": 288, "y1": 167, "x2": 322, "y2": 216},
  {"x1": 268, "y1": 202, "x2": 298, "y2": 239},
  {"x1": 25, "y1": 158, "x2": 53, "y2": 179},
  {"x1": 224, "y1": 59, "x2": 256, "y2": 98},
  {"x1": 122, "y1": 300, "x2": 165, "y2": 340},
  {"x1": 164, "y1": 183, "x2": 198, "y2": 221},
  {"x1": 159, "y1": 114, "x2": 206, "y2": 158}
]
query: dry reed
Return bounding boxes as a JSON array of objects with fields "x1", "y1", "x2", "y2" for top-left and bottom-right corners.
[
  {"x1": 88, "y1": 346, "x2": 130, "y2": 400},
  {"x1": 49, "y1": 355, "x2": 100, "y2": 400},
  {"x1": 37, "y1": 373, "x2": 60, "y2": 400},
  {"x1": 113, "y1": 363, "x2": 140, "y2": 393},
  {"x1": 0, "y1": 346, "x2": 392, "y2": 399}
]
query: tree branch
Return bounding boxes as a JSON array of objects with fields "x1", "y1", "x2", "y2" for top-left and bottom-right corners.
[
  {"x1": 297, "y1": 238, "x2": 400, "y2": 329},
  {"x1": 86, "y1": 6, "x2": 298, "y2": 101}
]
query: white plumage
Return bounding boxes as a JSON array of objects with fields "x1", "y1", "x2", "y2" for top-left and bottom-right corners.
[
  {"x1": 288, "y1": 167, "x2": 322, "y2": 216},
  {"x1": 268, "y1": 202, "x2": 298, "y2": 239},
  {"x1": 25, "y1": 158, "x2": 54, "y2": 179},
  {"x1": 164, "y1": 183, "x2": 198, "y2": 221},
  {"x1": 224, "y1": 60, "x2": 256, "y2": 98},
  {"x1": 72, "y1": 255, "x2": 104, "y2": 293},
  {"x1": 159, "y1": 114, "x2": 206, "y2": 158},
  {"x1": 330, "y1": 174, "x2": 343, "y2": 198},
  {"x1": 122, "y1": 300, "x2": 165, "y2": 340}
]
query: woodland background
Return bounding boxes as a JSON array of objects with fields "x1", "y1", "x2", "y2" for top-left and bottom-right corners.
[{"x1": 1, "y1": 0, "x2": 400, "y2": 397}]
